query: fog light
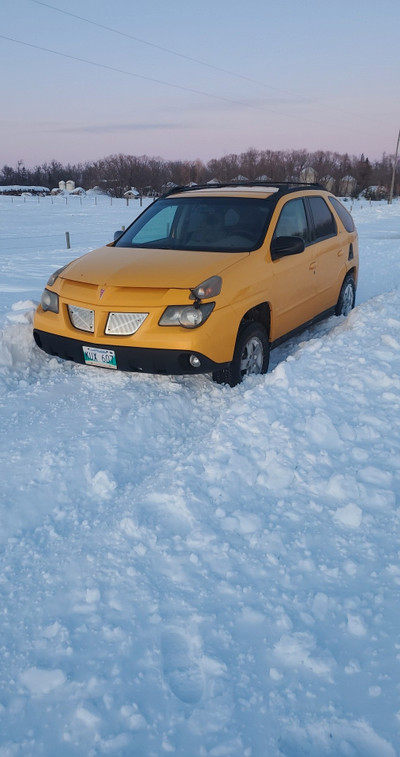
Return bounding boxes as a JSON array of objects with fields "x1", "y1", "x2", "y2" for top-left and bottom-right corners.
[{"x1": 189, "y1": 355, "x2": 201, "y2": 368}]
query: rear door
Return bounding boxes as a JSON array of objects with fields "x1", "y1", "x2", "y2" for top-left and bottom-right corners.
[{"x1": 306, "y1": 196, "x2": 342, "y2": 311}]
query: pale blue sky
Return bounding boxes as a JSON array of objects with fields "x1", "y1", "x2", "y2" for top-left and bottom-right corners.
[{"x1": 1, "y1": 0, "x2": 399, "y2": 168}]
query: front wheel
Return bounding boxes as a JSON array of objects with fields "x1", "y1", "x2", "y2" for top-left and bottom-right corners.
[
  {"x1": 335, "y1": 274, "x2": 355, "y2": 316},
  {"x1": 212, "y1": 322, "x2": 270, "y2": 387}
]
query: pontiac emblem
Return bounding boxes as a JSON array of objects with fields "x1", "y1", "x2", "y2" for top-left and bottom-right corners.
[{"x1": 99, "y1": 287, "x2": 105, "y2": 299}]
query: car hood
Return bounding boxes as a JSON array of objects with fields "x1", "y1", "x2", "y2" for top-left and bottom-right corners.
[{"x1": 61, "y1": 245, "x2": 249, "y2": 289}]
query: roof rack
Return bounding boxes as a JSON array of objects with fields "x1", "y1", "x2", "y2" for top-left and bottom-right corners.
[{"x1": 162, "y1": 181, "x2": 325, "y2": 197}]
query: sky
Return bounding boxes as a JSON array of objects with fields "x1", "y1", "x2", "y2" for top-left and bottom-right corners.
[{"x1": 1, "y1": 0, "x2": 400, "y2": 169}]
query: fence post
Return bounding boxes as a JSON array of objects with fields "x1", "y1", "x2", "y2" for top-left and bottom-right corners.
[{"x1": 65, "y1": 232, "x2": 71, "y2": 249}]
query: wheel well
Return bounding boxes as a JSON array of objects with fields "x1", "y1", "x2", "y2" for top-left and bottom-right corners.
[
  {"x1": 345, "y1": 266, "x2": 357, "y2": 283},
  {"x1": 240, "y1": 303, "x2": 271, "y2": 338},
  {"x1": 340, "y1": 266, "x2": 358, "y2": 295}
]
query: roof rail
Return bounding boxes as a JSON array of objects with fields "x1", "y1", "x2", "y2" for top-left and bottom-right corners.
[{"x1": 162, "y1": 181, "x2": 325, "y2": 197}]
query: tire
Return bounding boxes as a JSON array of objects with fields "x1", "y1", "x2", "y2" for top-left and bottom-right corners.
[
  {"x1": 335, "y1": 274, "x2": 355, "y2": 316},
  {"x1": 212, "y1": 322, "x2": 270, "y2": 387}
]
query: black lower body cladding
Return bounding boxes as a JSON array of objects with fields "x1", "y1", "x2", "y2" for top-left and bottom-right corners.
[{"x1": 33, "y1": 329, "x2": 227, "y2": 376}]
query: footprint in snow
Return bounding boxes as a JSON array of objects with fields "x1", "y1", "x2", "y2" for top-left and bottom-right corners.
[{"x1": 161, "y1": 629, "x2": 204, "y2": 705}]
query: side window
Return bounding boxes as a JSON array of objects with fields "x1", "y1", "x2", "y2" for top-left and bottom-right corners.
[
  {"x1": 273, "y1": 198, "x2": 309, "y2": 243},
  {"x1": 328, "y1": 196, "x2": 355, "y2": 232},
  {"x1": 308, "y1": 197, "x2": 337, "y2": 241}
]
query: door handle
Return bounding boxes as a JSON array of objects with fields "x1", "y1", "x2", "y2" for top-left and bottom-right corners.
[{"x1": 309, "y1": 261, "x2": 317, "y2": 270}]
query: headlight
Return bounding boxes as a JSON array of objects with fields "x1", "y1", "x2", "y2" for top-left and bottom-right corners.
[
  {"x1": 41, "y1": 288, "x2": 59, "y2": 313},
  {"x1": 159, "y1": 303, "x2": 215, "y2": 328},
  {"x1": 47, "y1": 264, "x2": 69, "y2": 287},
  {"x1": 190, "y1": 276, "x2": 222, "y2": 300}
]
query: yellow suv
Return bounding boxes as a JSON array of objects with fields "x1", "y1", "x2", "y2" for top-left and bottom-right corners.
[{"x1": 33, "y1": 183, "x2": 358, "y2": 386}]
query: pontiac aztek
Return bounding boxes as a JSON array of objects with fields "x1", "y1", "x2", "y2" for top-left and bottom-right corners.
[{"x1": 33, "y1": 182, "x2": 358, "y2": 386}]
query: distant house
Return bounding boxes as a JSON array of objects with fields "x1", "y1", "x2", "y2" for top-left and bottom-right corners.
[
  {"x1": 339, "y1": 176, "x2": 357, "y2": 197},
  {"x1": 123, "y1": 187, "x2": 140, "y2": 199},
  {"x1": 299, "y1": 166, "x2": 318, "y2": 184},
  {"x1": 320, "y1": 175, "x2": 336, "y2": 192}
]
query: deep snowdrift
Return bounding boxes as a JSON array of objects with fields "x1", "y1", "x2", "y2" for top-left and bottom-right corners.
[{"x1": 0, "y1": 195, "x2": 399, "y2": 756}]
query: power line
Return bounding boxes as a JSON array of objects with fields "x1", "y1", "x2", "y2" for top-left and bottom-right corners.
[
  {"x1": 0, "y1": 32, "x2": 376, "y2": 135},
  {"x1": 27, "y1": 0, "x2": 385, "y2": 128},
  {"x1": 1, "y1": 32, "x2": 330, "y2": 128},
  {"x1": 29, "y1": 0, "x2": 308, "y2": 103},
  {"x1": 0, "y1": 33, "x2": 246, "y2": 106}
]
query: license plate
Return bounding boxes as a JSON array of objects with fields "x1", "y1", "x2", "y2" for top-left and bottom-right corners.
[{"x1": 82, "y1": 346, "x2": 117, "y2": 369}]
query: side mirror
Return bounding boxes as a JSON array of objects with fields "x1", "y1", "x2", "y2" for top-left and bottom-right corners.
[
  {"x1": 270, "y1": 236, "x2": 305, "y2": 260},
  {"x1": 114, "y1": 230, "x2": 123, "y2": 241}
]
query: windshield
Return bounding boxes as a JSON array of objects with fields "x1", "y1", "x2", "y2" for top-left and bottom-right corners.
[{"x1": 115, "y1": 196, "x2": 274, "y2": 252}]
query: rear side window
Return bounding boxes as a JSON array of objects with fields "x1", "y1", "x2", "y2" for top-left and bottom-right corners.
[
  {"x1": 328, "y1": 196, "x2": 355, "y2": 232},
  {"x1": 273, "y1": 198, "x2": 309, "y2": 243},
  {"x1": 308, "y1": 197, "x2": 337, "y2": 241}
]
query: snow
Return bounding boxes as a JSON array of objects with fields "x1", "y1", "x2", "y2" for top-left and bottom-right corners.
[{"x1": 0, "y1": 193, "x2": 400, "y2": 756}]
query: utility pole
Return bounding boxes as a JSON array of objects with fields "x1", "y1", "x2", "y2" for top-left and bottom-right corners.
[{"x1": 388, "y1": 128, "x2": 400, "y2": 204}]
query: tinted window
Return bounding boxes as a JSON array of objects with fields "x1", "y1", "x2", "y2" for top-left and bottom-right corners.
[
  {"x1": 273, "y1": 198, "x2": 309, "y2": 243},
  {"x1": 328, "y1": 196, "x2": 355, "y2": 232},
  {"x1": 308, "y1": 197, "x2": 337, "y2": 240},
  {"x1": 115, "y1": 196, "x2": 274, "y2": 252}
]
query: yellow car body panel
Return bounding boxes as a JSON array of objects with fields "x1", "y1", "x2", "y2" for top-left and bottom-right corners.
[{"x1": 62, "y1": 245, "x2": 249, "y2": 290}]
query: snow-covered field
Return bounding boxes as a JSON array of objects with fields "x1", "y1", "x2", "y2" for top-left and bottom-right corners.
[{"x1": 1, "y1": 194, "x2": 400, "y2": 757}]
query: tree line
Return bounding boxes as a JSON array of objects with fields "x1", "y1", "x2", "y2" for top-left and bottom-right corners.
[{"x1": 0, "y1": 148, "x2": 397, "y2": 197}]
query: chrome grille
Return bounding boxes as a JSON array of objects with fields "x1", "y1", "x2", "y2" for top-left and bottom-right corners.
[
  {"x1": 105, "y1": 312, "x2": 148, "y2": 336},
  {"x1": 68, "y1": 305, "x2": 94, "y2": 332}
]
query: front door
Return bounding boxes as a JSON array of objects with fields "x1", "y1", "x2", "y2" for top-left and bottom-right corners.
[{"x1": 269, "y1": 197, "x2": 317, "y2": 339}]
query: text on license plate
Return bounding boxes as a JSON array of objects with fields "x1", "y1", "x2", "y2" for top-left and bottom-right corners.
[{"x1": 83, "y1": 346, "x2": 117, "y2": 369}]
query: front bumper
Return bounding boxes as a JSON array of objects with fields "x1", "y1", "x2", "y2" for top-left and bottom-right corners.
[{"x1": 33, "y1": 329, "x2": 228, "y2": 375}]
